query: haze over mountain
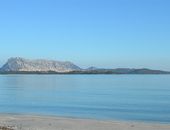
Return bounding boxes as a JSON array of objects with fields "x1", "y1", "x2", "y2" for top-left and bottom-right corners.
[{"x1": 0, "y1": 57, "x2": 169, "y2": 74}]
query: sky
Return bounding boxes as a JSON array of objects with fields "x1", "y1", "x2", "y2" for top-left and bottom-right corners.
[{"x1": 0, "y1": 0, "x2": 170, "y2": 70}]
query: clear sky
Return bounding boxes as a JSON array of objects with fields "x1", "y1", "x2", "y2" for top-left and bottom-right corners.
[{"x1": 0, "y1": 0, "x2": 170, "y2": 70}]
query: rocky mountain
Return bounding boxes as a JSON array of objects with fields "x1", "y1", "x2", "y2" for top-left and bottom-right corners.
[{"x1": 0, "y1": 57, "x2": 81, "y2": 72}]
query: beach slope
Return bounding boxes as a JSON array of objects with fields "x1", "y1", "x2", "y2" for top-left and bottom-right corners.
[{"x1": 0, "y1": 115, "x2": 170, "y2": 130}]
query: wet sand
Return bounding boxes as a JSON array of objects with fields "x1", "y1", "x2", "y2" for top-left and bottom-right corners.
[{"x1": 0, "y1": 114, "x2": 170, "y2": 130}]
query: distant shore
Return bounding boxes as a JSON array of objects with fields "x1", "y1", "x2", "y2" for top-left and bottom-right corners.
[
  {"x1": 0, "y1": 114, "x2": 170, "y2": 130},
  {"x1": 0, "y1": 70, "x2": 170, "y2": 75}
]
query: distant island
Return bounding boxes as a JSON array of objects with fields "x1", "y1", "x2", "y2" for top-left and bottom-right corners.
[{"x1": 0, "y1": 57, "x2": 169, "y2": 74}]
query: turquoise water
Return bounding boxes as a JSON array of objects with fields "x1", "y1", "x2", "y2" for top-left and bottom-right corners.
[{"x1": 0, "y1": 75, "x2": 170, "y2": 123}]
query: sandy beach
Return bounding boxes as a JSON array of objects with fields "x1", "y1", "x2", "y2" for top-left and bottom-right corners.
[{"x1": 0, "y1": 115, "x2": 169, "y2": 130}]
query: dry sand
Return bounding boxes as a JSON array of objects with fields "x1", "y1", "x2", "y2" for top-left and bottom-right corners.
[{"x1": 0, "y1": 114, "x2": 170, "y2": 130}]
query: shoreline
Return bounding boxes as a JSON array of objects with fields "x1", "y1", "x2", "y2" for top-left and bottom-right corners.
[
  {"x1": 0, "y1": 114, "x2": 170, "y2": 130},
  {"x1": 1, "y1": 113, "x2": 170, "y2": 124}
]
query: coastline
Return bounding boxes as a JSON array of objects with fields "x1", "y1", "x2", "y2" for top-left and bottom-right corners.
[{"x1": 0, "y1": 114, "x2": 170, "y2": 130}]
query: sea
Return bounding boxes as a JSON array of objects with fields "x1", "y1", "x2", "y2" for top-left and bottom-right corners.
[{"x1": 0, "y1": 75, "x2": 170, "y2": 123}]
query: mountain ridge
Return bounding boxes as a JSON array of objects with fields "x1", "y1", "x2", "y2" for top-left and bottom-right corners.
[{"x1": 0, "y1": 57, "x2": 170, "y2": 74}]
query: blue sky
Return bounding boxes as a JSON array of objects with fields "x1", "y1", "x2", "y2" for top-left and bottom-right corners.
[{"x1": 0, "y1": 0, "x2": 170, "y2": 70}]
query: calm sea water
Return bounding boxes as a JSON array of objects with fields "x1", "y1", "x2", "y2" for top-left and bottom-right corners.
[{"x1": 0, "y1": 75, "x2": 170, "y2": 123}]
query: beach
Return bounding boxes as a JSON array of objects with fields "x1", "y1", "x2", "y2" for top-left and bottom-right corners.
[{"x1": 0, "y1": 114, "x2": 170, "y2": 130}]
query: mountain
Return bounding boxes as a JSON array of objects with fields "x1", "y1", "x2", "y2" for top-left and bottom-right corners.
[
  {"x1": 0, "y1": 57, "x2": 81, "y2": 72},
  {"x1": 86, "y1": 67, "x2": 99, "y2": 71},
  {"x1": 124, "y1": 68, "x2": 169, "y2": 74},
  {"x1": 0, "y1": 57, "x2": 169, "y2": 74},
  {"x1": 73, "y1": 68, "x2": 169, "y2": 74}
]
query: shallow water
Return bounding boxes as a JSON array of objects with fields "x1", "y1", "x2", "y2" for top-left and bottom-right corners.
[{"x1": 0, "y1": 75, "x2": 170, "y2": 123}]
